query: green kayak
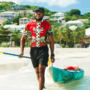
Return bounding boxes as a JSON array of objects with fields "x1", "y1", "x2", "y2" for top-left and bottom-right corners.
[{"x1": 47, "y1": 66, "x2": 84, "y2": 83}]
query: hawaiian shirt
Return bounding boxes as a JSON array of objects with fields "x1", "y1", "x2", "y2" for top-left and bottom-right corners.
[{"x1": 23, "y1": 20, "x2": 53, "y2": 47}]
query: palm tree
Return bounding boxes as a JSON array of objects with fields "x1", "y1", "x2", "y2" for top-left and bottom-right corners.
[
  {"x1": 58, "y1": 26, "x2": 70, "y2": 45},
  {"x1": 0, "y1": 26, "x2": 11, "y2": 45}
]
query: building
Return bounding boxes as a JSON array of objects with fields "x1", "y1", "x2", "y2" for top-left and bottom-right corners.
[
  {"x1": 75, "y1": 19, "x2": 88, "y2": 23},
  {"x1": 0, "y1": 19, "x2": 7, "y2": 26},
  {"x1": 0, "y1": 17, "x2": 7, "y2": 20},
  {"x1": 85, "y1": 28, "x2": 90, "y2": 36},
  {"x1": 65, "y1": 20, "x2": 83, "y2": 27},
  {"x1": 43, "y1": 16, "x2": 49, "y2": 20},
  {"x1": 50, "y1": 12, "x2": 65, "y2": 23},
  {"x1": 10, "y1": 4, "x2": 25, "y2": 10},
  {"x1": 0, "y1": 11, "x2": 18, "y2": 23},
  {"x1": 19, "y1": 18, "x2": 32, "y2": 25},
  {"x1": 0, "y1": 9, "x2": 6, "y2": 12},
  {"x1": 18, "y1": 10, "x2": 34, "y2": 17},
  {"x1": 4, "y1": 24, "x2": 25, "y2": 32}
]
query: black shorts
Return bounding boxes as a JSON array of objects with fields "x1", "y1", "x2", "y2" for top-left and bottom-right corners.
[{"x1": 30, "y1": 45, "x2": 49, "y2": 68}]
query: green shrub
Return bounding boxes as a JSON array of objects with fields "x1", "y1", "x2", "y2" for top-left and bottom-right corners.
[
  {"x1": 65, "y1": 45, "x2": 69, "y2": 48},
  {"x1": 61, "y1": 44, "x2": 65, "y2": 48},
  {"x1": 0, "y1": 44, "x2": 9, "y2": 47}
]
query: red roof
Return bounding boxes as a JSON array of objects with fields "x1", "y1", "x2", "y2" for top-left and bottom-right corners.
[{"x1": 0, "y1": 19, "x2": 6, "y2": 24}]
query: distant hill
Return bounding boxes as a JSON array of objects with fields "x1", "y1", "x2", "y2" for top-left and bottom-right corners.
[
  {"x1": 21, "y1": 5, "x2": 57, "y2": 16},
  {"x1": 0, "y1": 1, "x2": 57, "y2": 16},
  {"x1": 0, "y1": 1, "x2": 15, "y2": 10}
]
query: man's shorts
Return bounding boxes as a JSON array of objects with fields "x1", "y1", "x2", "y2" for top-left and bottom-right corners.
[{"x1": 30, "y1": 45, "x2": 49, "y2": 68}]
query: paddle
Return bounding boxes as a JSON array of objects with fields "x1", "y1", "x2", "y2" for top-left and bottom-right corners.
[
  {"x1": 0, "y1": 51, "x2": 30, "y2": 59},
  {"x1": 47, "y1": 57, "x2": 54, "y2": 66},
  {"x1": 1, "y1": 51, "x2": 53, "y2": 67},
  {"x1": 0, "y1": 51, "x2": 3, "y2": 54},
  {"x1": 0, "y1": 51, "x2": 51, "y2": 66},
  {"x1": 47, "y1": 57, "x2": 51, "y2": 66}
]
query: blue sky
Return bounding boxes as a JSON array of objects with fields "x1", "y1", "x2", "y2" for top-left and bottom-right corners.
[{"x1": 1, "y1": 0, "x2": 90, "y2": 15}]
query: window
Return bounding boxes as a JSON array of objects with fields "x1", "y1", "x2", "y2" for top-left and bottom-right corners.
[
  {"x1": 59, "y1": 20, "x2": 62, "y2": 23},
  {"x1": 67, "y1": 24, "x2": 69, "y2": 26},
  {"x1": 78, "y1": 24, "x2": 81, "y2": 26}
]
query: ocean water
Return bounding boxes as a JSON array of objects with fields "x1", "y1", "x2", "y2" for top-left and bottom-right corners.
[{"x1": 0, "y1": 56, "x2": 90, "y2": 90}]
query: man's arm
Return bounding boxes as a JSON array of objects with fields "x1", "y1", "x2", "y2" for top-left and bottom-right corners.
[
  {"x1": 19, "y1": 23, "x2": 30, "y2": 58},
  {"x1": 48, "y1": 35, "x2": 54, "y2": 54},
  {"x1": 20, "y1": 35, "x2": 27, "y2": 55},
  {"x1": 48, "y1": 35, "x2": 55, "y2": 63}
]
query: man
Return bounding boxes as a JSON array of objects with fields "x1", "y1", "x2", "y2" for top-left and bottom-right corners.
[{"x1": 19, "y1": 7, "x2": 55, "y2": 90}]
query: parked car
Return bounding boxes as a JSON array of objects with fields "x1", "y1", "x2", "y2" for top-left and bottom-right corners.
[
  {"x1": 54, "y1": 43, "x2": 62, "y2": 48},
  {"x1": 87, "y1": 45, "x2": 90, "y2": 48},
  {"x1": 47, "y1": 43, "x2": 62, "y2": 48}
]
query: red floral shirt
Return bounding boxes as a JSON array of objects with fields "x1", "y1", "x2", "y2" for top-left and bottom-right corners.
[{"x1": 23, "y1": 20, "x2": 53, "y2": 47}]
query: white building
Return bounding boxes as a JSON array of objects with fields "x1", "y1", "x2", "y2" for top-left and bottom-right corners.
[
  {"x1": 19, "y1": 18, "x2": 32, "y2": 25},
  {"x1": 4, "y1": 24, "x2": 25, "y2": 32},
  {"x1": 50, "y1": 12, "x2": 65, "y2": 23},
  {"x1": 85, "y1": 28, "x2": 90, "y2": 36},
  {"x1": 18, "y1": 10, "x2": 34, "y2": 17},
  {"x1": 65, "y1": 20, "x2": 84, "y2": 27},
  {"x1": 0, "y1": 11, "x2": 18, "y2": 23},
  {"x1": 43, "y1": 16, "x2": 49, "y2": 20},
  {"x1": 10, "y1": 4, "x2": 25, "y2": 10},
  {"x1": 75, "y1": 19, "x2": 88, "y2": 23},
  {"x1": 69, "y1": 26, "x2": 77, "y2": 31}
]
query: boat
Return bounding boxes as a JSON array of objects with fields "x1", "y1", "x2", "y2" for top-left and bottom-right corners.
[{"x1": 46, "y1": 66, "x2": 84, "y2": 83}]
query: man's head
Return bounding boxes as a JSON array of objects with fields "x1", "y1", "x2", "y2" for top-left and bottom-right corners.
[{"x1": 34, "y1": 7, "x2": 45, "y2": 21}]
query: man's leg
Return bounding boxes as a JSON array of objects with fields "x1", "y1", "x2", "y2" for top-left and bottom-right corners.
[
  {"x1": 38, "y1": 64, "x2": 46, "y2": 90},
  {"x1": 35, "y1": 66, "x2": 39, "y2": 81}
]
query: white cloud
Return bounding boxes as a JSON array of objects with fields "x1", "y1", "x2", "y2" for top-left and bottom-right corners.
[
  {"x1": 0, "y1": 0, "x2": 78, "y2": 7},
  {"x1": 26, "y1": 0, "x2": 79, "y2": 7}
]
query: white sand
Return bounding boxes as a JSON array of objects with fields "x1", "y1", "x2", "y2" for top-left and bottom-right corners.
[{"x1": 0, "y1": 47, "x2": 90, "y2": 90}]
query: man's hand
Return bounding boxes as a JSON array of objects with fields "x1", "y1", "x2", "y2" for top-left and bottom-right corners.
[
  {"x1": 51, "y1": 56, "x2": 55, "y2": 63},
  {"x1": 18, "y1": 52, "x2": 23, "y2": 58}
]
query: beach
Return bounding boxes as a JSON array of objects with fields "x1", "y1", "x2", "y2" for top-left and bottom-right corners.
[{"x1": 0, "y1": 47, "x2": 90, "y2": 90}]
